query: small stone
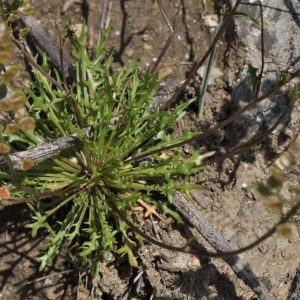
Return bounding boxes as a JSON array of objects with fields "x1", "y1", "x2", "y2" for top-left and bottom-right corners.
[
  {"x1": 125, "y1": 48, "x2": 134, "y2": 57},
  {"x1": 143, "y1": 43, "x2": 152, "y2": 51},
  {"x1": 142, "y1": 34, "x2": 150, "y2": 41},
  {"x1": 203, "y1": 14, "x2": 218, "y2": 28},
  {"x1": 241, "y1": 182, "x2": 248, "y2": 190}
]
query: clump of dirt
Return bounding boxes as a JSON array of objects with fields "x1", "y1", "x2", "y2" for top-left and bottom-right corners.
[{"x1": 0, "y1": 1, "x2": 299, "y2": 299}]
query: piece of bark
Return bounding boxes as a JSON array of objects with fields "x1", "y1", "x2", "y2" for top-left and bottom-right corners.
[
  {"x1": 20, "y1": 15, "x2": 72, "y2": 78},
  {"x1": 0, "y1": 134, "x2": 82, "y2": 171}
]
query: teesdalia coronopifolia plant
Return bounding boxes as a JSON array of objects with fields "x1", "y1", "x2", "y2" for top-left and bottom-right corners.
[{"x1": 0, "y1": 24, "x2": 213, "y2": 274}]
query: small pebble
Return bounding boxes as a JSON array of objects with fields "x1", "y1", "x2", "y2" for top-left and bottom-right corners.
[
  {"x1": 126, "y1": 48, "x2": 134, "y2": 57},
  {"x1": 142, "y1": 34, "x2": 150, "y2": 41},
  {"x1": 203, "y1": 14, "x2": 218, "y2": 28},
  {"x1": 241, "y1": 182, "x2": 248, "y2": 190}
]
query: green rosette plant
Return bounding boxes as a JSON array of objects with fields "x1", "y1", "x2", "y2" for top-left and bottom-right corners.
[{"x1": 0, "y1": 16, "x2": 213, "y2": 273}]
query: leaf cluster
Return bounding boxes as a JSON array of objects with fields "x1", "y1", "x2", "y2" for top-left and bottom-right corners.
[{"x1": 0, "y1": 13, "x2": 212, "y2": 272}]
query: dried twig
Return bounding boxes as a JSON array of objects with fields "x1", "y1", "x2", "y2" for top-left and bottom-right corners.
[
  {"x1": 150, "y1": 1, "x2": 177, "y2": 74},
  {"x1": 0, "y1": 134, "x2": 82, "y2": 171}
]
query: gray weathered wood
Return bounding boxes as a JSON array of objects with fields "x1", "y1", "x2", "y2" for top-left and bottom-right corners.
[
  {"x1": 0, "y1": 134, "x2": 81, "y2": 171},
  {"x1": 20, "y1": 15, "x2": 72, "y2": 78}
]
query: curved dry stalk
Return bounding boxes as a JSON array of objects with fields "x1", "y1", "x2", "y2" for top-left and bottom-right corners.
[
  {"x1": 156, "y1": 0, "x2": 174, "y2": 31},
  {"x1": 149, "y1": 1, "x2": 178, "y2": 74},
  {"x1": 160, "y1": 0, "x2": 242, "y2": 110},
  {"x1": 150, "y1": 31, "x2": 177, "y2": 75}
]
